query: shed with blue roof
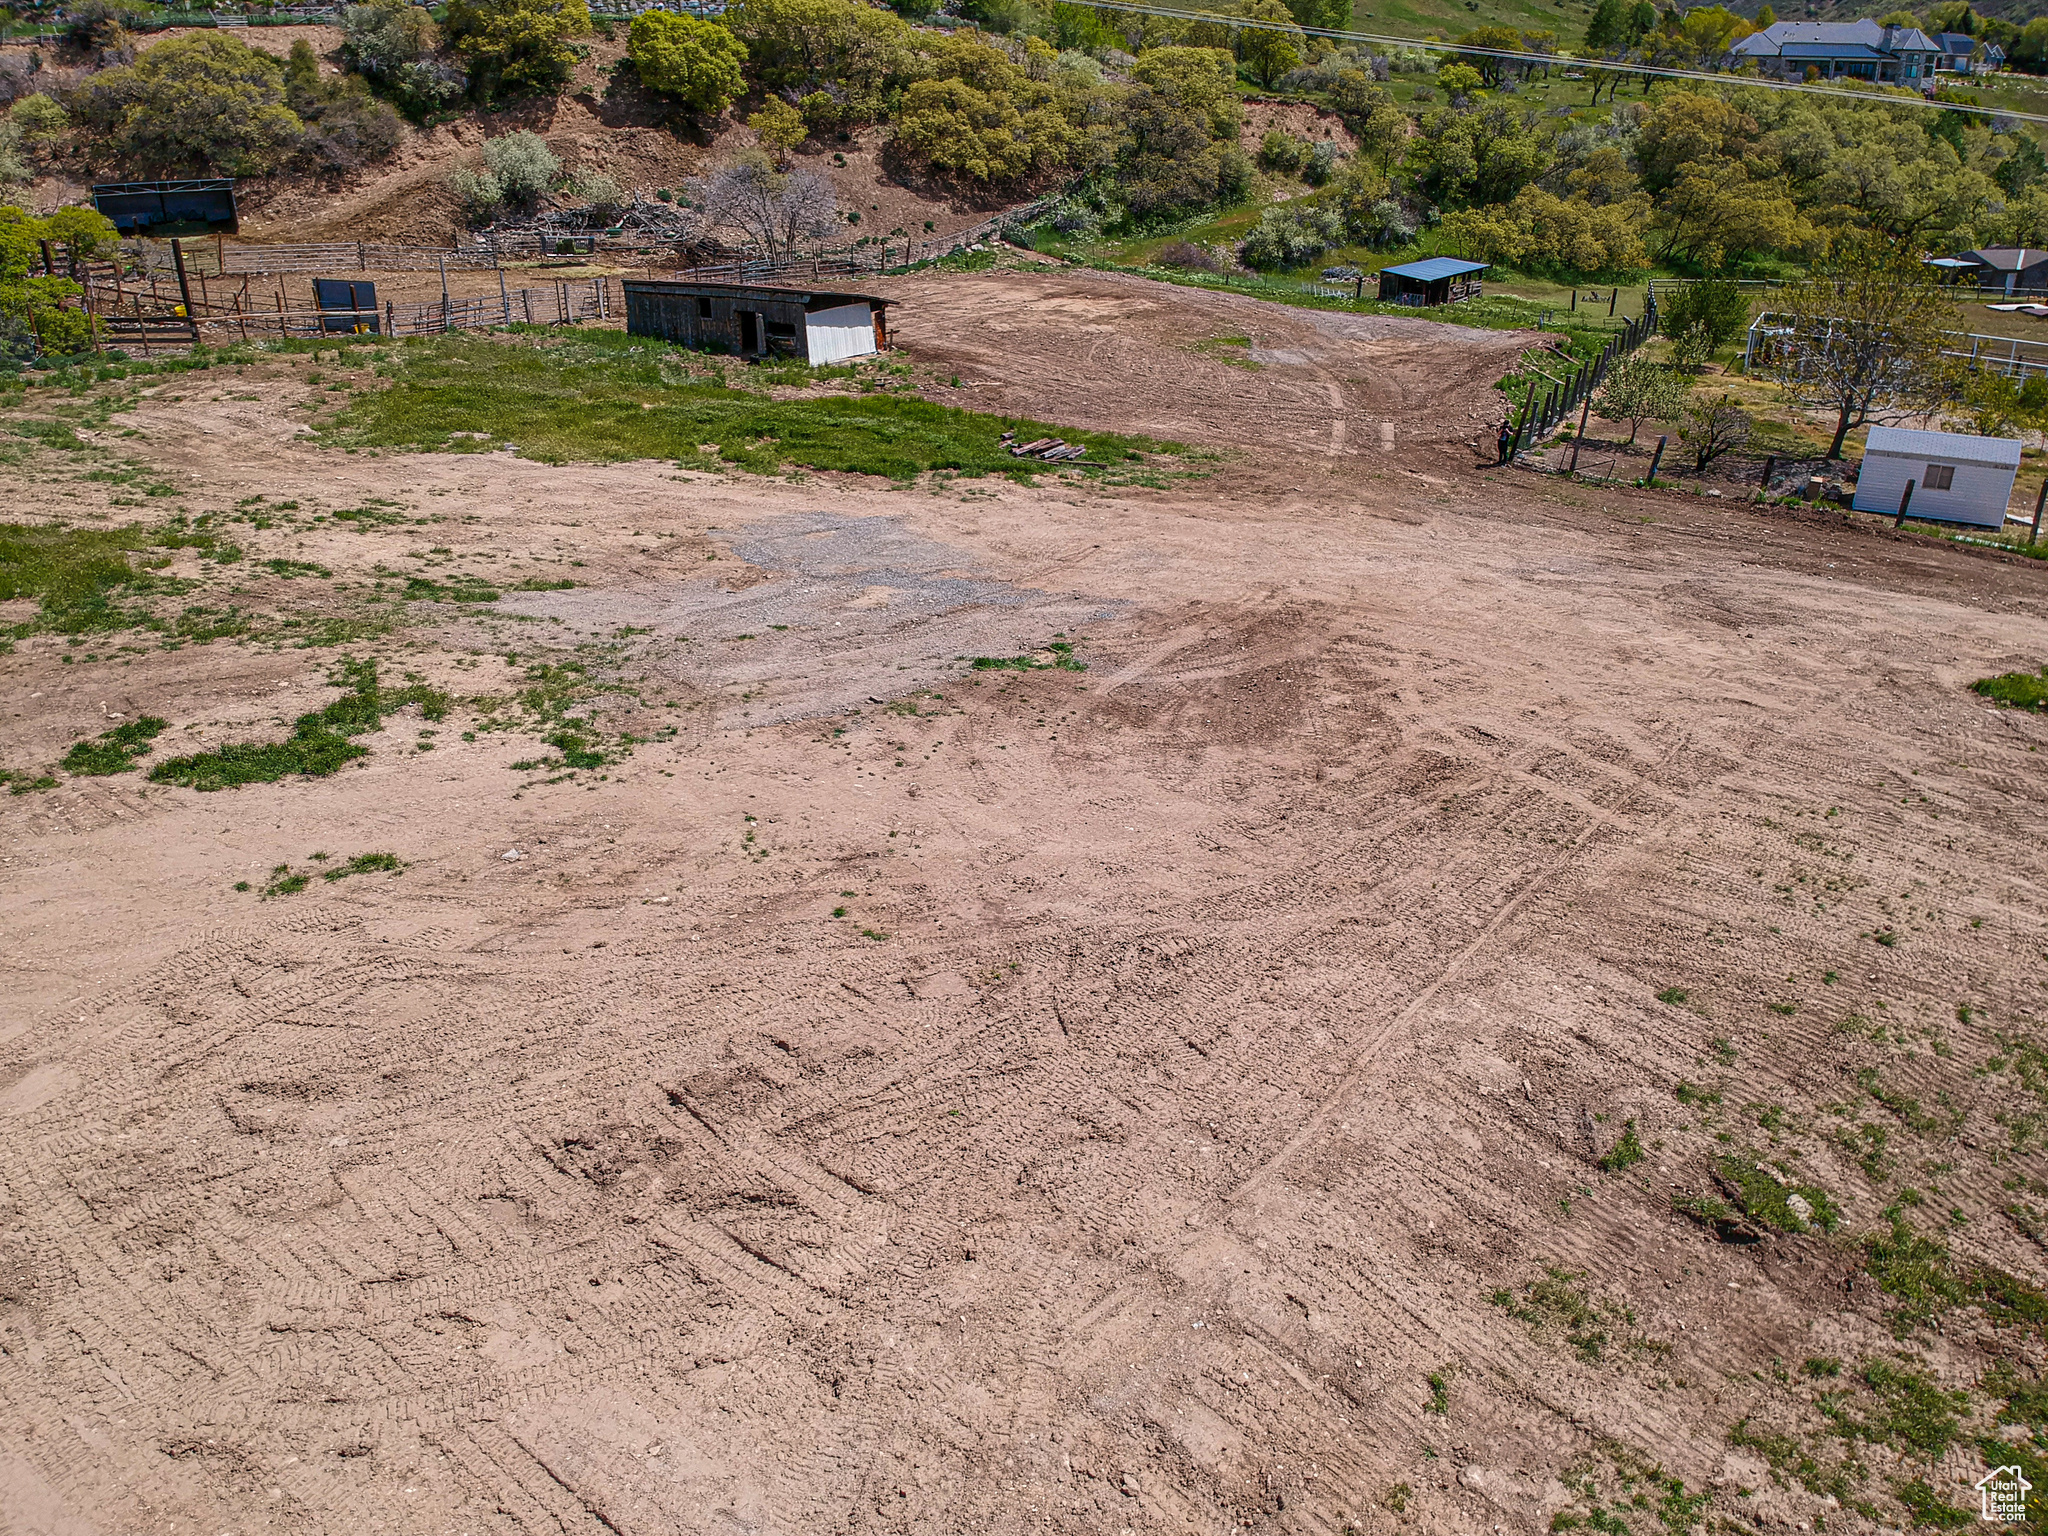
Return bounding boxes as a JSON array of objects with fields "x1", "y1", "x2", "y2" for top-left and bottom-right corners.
[{"x1": 1377, "y1": 257, "x2": 1487, "y2": 307}]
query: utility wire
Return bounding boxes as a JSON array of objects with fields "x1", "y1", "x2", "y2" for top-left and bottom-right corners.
[{"x1": 1081, "y1": 0, "x2": 2048, "y2": 125}]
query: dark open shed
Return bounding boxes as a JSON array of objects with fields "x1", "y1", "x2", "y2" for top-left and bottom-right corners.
[
  {"x1": 1376, "y1": 257, "x2": 1488, "y2": 307},
  {"x1": 91, "y1": 180, "x2": 239, "y2": 238},
  {"x1": 621, "y1": 280, "x2": 890, "y2": 363}
]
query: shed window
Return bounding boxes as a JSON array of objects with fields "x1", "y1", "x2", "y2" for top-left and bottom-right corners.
[{"x1": 1924, "y1": 462, "x2": 1955, "y2": 490}]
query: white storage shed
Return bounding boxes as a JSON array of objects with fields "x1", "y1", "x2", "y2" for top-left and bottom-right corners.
[{"x1": 1852, "y1": 426, "x2": 2021, "y2": 528}]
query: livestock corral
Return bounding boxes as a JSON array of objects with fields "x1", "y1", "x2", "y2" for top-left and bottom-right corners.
[{"x1": 3, "y1": 269, "x2": 2048, "y2": 1536}]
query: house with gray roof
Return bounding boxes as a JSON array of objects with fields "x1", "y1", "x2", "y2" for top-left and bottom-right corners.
[
  {"x1": 1945, "y1": 247, "x2": 2048, "y2": 296},
  {"x1": 1729, "y1": 20, "x2": 1939, "y2": 84}
]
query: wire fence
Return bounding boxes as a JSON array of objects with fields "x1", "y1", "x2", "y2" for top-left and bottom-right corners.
[{"x1": 1502, "y1": 287, "x2": 1662, "y2": 463}]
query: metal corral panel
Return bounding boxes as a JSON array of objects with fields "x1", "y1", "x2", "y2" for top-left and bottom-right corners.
[
  {"x1": 805, "y1": 301, "x2": 881, "y2": 364},
  {"x1": 1852, "y1": 425, "x2": 2020, "y2": 527}
]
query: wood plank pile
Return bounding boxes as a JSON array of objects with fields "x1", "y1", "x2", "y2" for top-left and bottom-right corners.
[{"x1": 1002, "y1": 431, "x2": 1092, "y2": 463}]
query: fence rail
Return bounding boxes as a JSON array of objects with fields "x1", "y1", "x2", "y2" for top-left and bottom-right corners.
[
  {"x1": 80, "y1": 277, "x2": 616, "y2": 351},
  {"x1": 1743, "y1": 312, "x2": 2048, "y2": 381},
  {"x1": 123, "y1": 236, "x2": 600, "y2": 278}
]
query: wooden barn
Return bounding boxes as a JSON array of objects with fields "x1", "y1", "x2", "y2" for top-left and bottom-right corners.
[
  {"x1": 1375, "y1": 257, "x2": 1488, "y2": 307},
  {"x1": 620, "y1": 280, "x2": 890, "y2": 363}
]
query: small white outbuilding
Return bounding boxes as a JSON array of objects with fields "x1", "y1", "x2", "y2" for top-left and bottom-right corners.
[{"x1": 1852, "y1": 425, "x2": 2021, "y2": 528}]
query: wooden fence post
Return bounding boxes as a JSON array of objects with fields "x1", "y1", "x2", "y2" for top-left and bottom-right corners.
[
  {"x1": 2033, "y1": 479, "x2": 2047, "y2": 545},
  {"x1": 1646, "y1": 435, "x2": 1667, "y2": 483},
  {"x1": 1761, "y1": 455, "x2": 1776, "y2": 494},
  {"x1": 498, "y1": 268, "x2": 511, "y2": 327},
  {"x1": 1894, "y1": 479, "x2": 1916, "y2": 528},
  {"x1": 170, "y1": 239, "x2": 201, "y2": 343},
  {"x1": 1567, "y1": 395, "x2": 1592, "y2": 474}
]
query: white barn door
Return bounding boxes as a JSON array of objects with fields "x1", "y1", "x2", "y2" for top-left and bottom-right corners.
[{"x1": 805, "y1": 302, "x2": 879, "y2": 364}]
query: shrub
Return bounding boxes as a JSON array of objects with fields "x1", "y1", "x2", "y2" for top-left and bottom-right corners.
[
  {"x1": 483, "y1": 129, "x2": 560, "y2": 206},
  {"x1": 340, "y1": 0, "x2": 460, "y2": 113},
  {"x1": 41, "y1": 205, "x2": 119, "y2": 263},
  {"x1": 1258, "y1": 127, "x2": 1309, "y2": 173},
  {"x1": 725, "y1": 0, "x2": 916, "y2": 110},
  {"x1": 565, "y1": 166, "x2": 623, "y2": 216},
  {"x1": 1303, "y1": 140, "x2": 1339, "y2": 186},
  {"x1": 1437, "y1": 60, "x2": 1484, "y2": 95},
  {"x1": 0, "y1": 120, "x2": 23, "y2": 192},
  {"x1": 10, "y1": 94, "x2": 69, "y2": 159},
  {"x1": 1239, "y1": 200, "x2": 1344, "y2": 269},
  {"x1": 1681, "y1": 392, "x2": 1750, "y2": 469},
  {"x1": 749, "y1": 94, "x2": 807, "y2": 156},
  {"x1": 444, "y1": 0, "x2": 592, "y2": 103},
  {"x1": 1156, "y1": 239, "x2": 1224, "y2": 271},
  {"x1": 63, "y1": 0, "x2": 149, "y2": 55},
  {"x1": 626, "y1": 12, "x2": 746, "y2": 116},
  {"x1": 342, "y1": 0, "x2": 442, "y2": 76},
  {"x1": 1441, "y1": 184, "x2": 1649, "y2": 278},
  {"x1": 1659, "y1": 278, "x2": 1748, "y2": 354},
  {"x1": 74, "y1": 34, "x2": 305, "y2": 177},
  {"x1": 449, "y1": 165, "x2": 505, "y2": 224},
  {"x1": 285, "y1": 44, "x2": 405, "y2": 170}
]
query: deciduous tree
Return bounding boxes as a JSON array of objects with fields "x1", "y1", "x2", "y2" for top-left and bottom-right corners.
[
  {"x1": 1595, "y1": 353, "x2": 1691, "y2": 442},
  {"x1": 1764, "y1": 235, "x2": 1954, "y2": 459},
  {"x1": 626, "y1": 12, "x2": 746, "y2": 117}
]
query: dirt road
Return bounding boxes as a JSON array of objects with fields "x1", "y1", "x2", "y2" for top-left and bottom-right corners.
[{"x1": 3, "y1": 272, "x2": 2047, "y2": 1535}]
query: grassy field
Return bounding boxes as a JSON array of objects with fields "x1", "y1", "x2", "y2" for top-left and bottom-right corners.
[
  {"x1": 1349, "y1": 0, "x2": 1594, "y2": 42},
  {"x1": 326, "y1": 330, "x2": 1174, "y2": 481}
]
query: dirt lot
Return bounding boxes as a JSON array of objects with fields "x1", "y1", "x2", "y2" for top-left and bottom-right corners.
[{"x1": 5, "y1": 270, "x2": 2048, "y2": 1536}]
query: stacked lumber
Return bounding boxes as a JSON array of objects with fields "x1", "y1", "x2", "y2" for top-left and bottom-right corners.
[{"x1": 1003, "y1": 434, "x2": 1092, "y2": 463}]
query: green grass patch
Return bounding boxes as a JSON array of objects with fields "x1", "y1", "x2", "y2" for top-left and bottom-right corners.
[
  {"x1": 61, "y1": 715, "x2": 167, "y2": 775},
  {"x1": 148, "y1": 657, "x2": 446, "y2": 792},
  {"x1": 1864, "y1": 1207, "x2": 2048, "y2": 1338},
  {"x1": 1973, "y1": 668, "x2": 2048, "y2": 711},
  {"x1": 322, "y1": 851, "x2": 404, "y2": 881},
  {"x1": 1491, "y1": 1266, "x2": 1610, "y2": 1363},
  {"x1": 0, "y1": 522, "x2": 152, "y2": 634},
  {"x1": 405, "y1": 575, "x2": 499, "y2": 604},
  {"x1": 1715, "y1": 1155, "x2": 1841, "y2": 1235},
  {"x1": 1424, "y1": 1369, "x2": 1450, "y2": 1415},
  {"x1": 328, "y1": 332, "x2": 1170, "y2": 481},
  {"x1": 0, "y1": 766, "x2": 56, "y2": 794},
  {"x1": 1597, "y1": 1120, "x2": 1645, "y2": 1174},
  {"x1": 1824, "y1": 1361, "x2": 1968, "y2": 1461},
  {"x1": 970, "y1": 640, "x2": 1087, "y2": 673}
]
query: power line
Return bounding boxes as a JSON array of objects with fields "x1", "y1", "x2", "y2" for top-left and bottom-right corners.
[{"x1": 1082, "y1": 0, "x2": 2048, "y2": 125}]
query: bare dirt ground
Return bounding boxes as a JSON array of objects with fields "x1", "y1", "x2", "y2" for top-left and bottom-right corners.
[{"x1": 5, "y1": 270, "x2": 2048, "y2": 1536}]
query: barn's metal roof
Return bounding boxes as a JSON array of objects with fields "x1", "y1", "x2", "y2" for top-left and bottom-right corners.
[
  {"x1": 1379, "y1": 258, "x2": 1489, "y2": 282},
  {"x1": 620, "y1": 279, "x2": 890, "y2": 309},
  {"x1": 1865, "y1": 425, "x2": 2022, "y2": 468}
]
